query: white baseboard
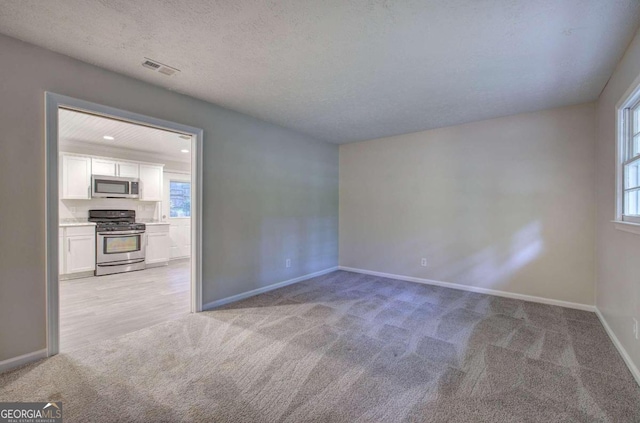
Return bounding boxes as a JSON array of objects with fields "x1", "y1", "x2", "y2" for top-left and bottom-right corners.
[
  {"x1": 595, "y1": 308, "x2": 640, "y2": 386},
  {"x1": 338, "y1": 266, "x2": 595, "y2": 312},
  {"x1": 0, "y1": 349, "x2": 47, "y2": 374},
  {"x1": 59, "y1": 270, "x2": 94, "y2": 281},
  {"x1": 203, "y1": 266, "x2": 339, "y2": 310}
]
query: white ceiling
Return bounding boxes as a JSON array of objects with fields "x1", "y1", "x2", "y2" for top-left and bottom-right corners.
[
  {"x1": 59, "y1": 108, "x2": 191, "y2": 163},
  {"x1": 1, "y1": 1, "x2": 639, "y2": 143}
]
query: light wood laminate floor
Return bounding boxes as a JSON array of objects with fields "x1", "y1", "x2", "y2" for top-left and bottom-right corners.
[{"x1": 60, "y1": 259, "x2": 190, "y2": 352}]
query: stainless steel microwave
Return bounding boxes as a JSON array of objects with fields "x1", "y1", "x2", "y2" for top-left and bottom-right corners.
[{"x1": 91, "y1": 175, "x2": 140, "y2": 199}]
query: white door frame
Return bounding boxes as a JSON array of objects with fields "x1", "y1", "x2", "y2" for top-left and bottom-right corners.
[
  {"x1": 45, "y1": 92, "x2": 204, "y2": 356},
  {"x1": 163, "y1": 171, "x2": 192, "y2": 260}
]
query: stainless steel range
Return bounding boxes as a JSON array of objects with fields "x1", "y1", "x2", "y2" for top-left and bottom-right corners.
[{"x1": 89, "y1": 210, "x2": 146, "y2": 276}]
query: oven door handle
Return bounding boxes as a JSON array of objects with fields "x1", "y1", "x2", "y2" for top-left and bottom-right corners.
[
  {"x1": 96, "y1": 258, "x2": 146, "y2": 267},
  {"x1": 98, "y1": 230, "x2": 146, "y2": 236}
]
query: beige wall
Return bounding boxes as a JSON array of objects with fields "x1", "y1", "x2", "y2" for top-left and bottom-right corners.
[
  {"x1": 340, "y1": 103, "x2": 596, "y2": 305},
  {"x1": 595, "y1": 28, "x2": 640, "y2": 373},
  {"x1": 0, "y1": 34, "x2": 338, "y2": 362}
]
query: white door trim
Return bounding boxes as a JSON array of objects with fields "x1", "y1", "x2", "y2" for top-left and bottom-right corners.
[{"x1": 45, "y1": 92, "x2": 204, "y2": 357}]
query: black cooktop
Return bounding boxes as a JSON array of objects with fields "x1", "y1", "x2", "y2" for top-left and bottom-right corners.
[{"x1": 89, "y1": 210, "x2": 146, "y2": 232}]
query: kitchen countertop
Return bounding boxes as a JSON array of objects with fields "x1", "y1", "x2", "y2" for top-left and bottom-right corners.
[
  {"x1": 59, "y1": 220, "x2": 96, "y2": 227},
  {"x1": 138, "y1": 221, "x2": 170, "y2": 225}
]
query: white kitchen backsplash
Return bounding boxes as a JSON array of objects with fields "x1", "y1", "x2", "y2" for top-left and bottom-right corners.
[{"x1": 60, "y1": 199, "x2": 162, "y2": 221}]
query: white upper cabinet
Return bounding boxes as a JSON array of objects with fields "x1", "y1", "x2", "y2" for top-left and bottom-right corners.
[
  {"x1": 92, "y1": 158, "x2": 139, "y2": 178},
  {"x1": 61, "y1": 155, "x2": 92, "y2": 199},
  {"x1": 62, "y1": 153, "x2": 161, "y2": 200},
  {"x1": 117, "y1": 162, "x2": 139, "y2": 178},
  {"x1": 139, "y1": 164, "x2": 164, "y2": 201},
  {"x1": 91, "y1": 158, "x2": 117, "y2": 176}
]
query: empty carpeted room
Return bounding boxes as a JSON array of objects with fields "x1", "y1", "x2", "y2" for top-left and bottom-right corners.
[{"x1": 1, "y1": 1, "x2": 640, "y2": 422}]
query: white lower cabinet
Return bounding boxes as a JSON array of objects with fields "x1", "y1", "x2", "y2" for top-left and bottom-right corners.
[
  {"x1": 145, "y1": 225, "x2": 171, "y2": 265},
  {"x1": 66, "y1": 236, "x2": 96, "y2": 273},
  {"x1": 59, "y1": 232, "x2": 64, "y2": 273},
  {"x1": 60, "y1": 226, "x2": 96, "y2": 275}
]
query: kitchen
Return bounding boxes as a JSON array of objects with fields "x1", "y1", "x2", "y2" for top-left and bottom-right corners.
[{"x1": 57, "y1": 108, "x2": 193, "y2": 351}]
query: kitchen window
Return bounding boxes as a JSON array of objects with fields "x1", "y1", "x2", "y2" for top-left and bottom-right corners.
[
  {"x1": 617, "y1": 76, "x2": 640, "y2": 227},
  {"x1": 170, "y1": 181, "x2": 191, "y2": 218}
]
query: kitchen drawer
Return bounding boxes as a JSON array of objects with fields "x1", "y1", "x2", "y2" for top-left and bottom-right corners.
[{"x1": 64, "y1": 226, "x2": 96, "y2": 237}]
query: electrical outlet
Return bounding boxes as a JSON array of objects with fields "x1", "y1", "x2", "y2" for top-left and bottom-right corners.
[
  {"x1": 634, "y1": 318, "x2": 639, "y2": 340},
  {"x1": 420, "y1": 258, "x2": 427, "y2": 267},
  {"x1": 285, "y1": 258, "x2": 291, "y2": 268}
]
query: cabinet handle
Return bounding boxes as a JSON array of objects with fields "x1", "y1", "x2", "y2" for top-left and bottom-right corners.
[
  {"x1": 68, "y1": 239, "x2": 71, "y2": 253},
  {"x1": 117, "y1": 164, "x2": 120, "y2": 176}
]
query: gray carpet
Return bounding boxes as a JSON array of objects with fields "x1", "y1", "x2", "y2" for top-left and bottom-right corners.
[{"x1": 1, "y1": 270, "x2": 639, "y2": 422}]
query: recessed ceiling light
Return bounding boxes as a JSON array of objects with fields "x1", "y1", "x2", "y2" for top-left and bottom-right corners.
[
  {"x1": 103, "y1": 135, "x2": 114, "y2": 140},
  {"x1": 181, "y1": 149, "x2": 189, "y2": 153}
]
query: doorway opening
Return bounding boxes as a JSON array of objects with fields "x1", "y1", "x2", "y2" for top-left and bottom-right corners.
[{"x1": 45, "y1": 93, "x2": 203, "y2": 355}]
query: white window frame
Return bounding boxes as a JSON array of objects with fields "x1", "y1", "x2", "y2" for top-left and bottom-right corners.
[
  {"x1": 615, "y1": 74, "x2": 640, "y2": 232},
  {"x1": 620, "y1": 103, "x2": 640, "y2": 224}
]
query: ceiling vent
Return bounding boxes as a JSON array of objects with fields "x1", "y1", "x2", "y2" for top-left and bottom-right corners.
[{"x1": 142, "y1": 58, "x2": 180, "y2": 76}]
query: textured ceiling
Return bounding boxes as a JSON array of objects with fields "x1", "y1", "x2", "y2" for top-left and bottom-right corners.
[
  {"x1": 1, "y1": 1, "x2": 639, "y2": 143},
  {"x1": 59, "y1": 109, "x2": 191, "y2": 163}
]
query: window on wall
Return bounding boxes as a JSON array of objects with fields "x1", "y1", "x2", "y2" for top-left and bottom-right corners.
[
  {"x1": 170, "y1": 181, "x2": 191, "y2": 218},
  {"x1": 622, "y1": 103, "x2": 640, "y2": 222},
  {"x1": 617, "y1": 77, "x2": 640, "y2": 224}
]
